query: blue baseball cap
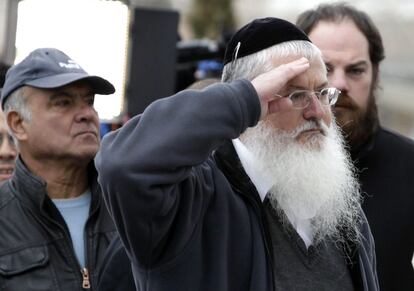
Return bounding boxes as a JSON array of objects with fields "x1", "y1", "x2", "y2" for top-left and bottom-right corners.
[{"x1": 1, "y1": 48, "x2": 115, "y2": 109}]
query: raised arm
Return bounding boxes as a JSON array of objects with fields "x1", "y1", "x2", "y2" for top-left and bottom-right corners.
[{"x1": 95, "y1": 58, "x2": 309, "y2": 269}]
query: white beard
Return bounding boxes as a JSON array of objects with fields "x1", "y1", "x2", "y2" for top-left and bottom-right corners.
[{"x1": 240, "y1": 119, "x2": 361, "y2": 244}]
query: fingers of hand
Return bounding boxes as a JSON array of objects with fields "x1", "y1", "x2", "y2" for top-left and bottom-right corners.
[
  {"x1": 264, "y1": 57, "x2": 310, "y2": 103},
  {"x1": 253, "y1": 57, "x2": 309, "y2": 119},
  {"x1": 279, "y1": 57, "x2": 310, "y2": 80}
]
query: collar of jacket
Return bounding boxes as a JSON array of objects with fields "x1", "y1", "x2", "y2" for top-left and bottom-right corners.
[
  {"x1": 9, "y1": 156, "x2": 102, "y2": 216},
  {"x1": 213, "y1": 140, "x2": 263, "y2": 203},
  {"x1": 214, "y1": 140, "x2": 277, "y2": 289}
]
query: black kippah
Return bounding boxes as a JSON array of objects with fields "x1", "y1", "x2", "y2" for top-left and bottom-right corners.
[{"x1": 223, "y1": 17, "x2": 311, "y2": 65}]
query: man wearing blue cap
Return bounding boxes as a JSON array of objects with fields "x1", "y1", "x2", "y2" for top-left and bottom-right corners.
[
  {"x1": 0, "y1": 48, "x2": 116, "y2": 290},
  {"x1": 96, "y1": 18, "x2": 378, "y2": 290}
]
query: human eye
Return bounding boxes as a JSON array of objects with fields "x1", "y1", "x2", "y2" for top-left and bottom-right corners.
[
  {"x1": 56, "y1": 98, "x2": 72, "y2": 107},
  {"x1": 317, "y1": 88, "x2": 331, "y2": 103},
  {"x1": 347, "y1": 66, "x2": 366, "y2": 77},
  {"x1": 325, "y1": 63, "x2": 333, "y2": 75},
  {"x1": 291, "y1": 90, "x2": 308, "y2": 100},
  {"x1": 318, "y1": 87, "x2": 330, "y2": 96},
  {"x1": 289, "y1": 91, "x2": 309, "y2": 107},
  {"x1": 52, "y1": 95, "x2": 73, "y2": 107},
  {"x1": 84, "y1": 95, "x2": 95, "y2": 106},
  {"x1": 320, "y1": 88, "x2": 340, "y2": 105}
]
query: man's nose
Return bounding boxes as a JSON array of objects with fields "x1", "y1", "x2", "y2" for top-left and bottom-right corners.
[
  {"x1": 329, "y1": 70, "x2": 349, "y2": 93},
  {"x1": 303, "y1": 94, "x2": 325, "y2": 120},
  {"x1": 75, "y1": 102, "x2": 98, "y2": 122}
]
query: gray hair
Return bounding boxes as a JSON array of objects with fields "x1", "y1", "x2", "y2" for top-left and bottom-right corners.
[
  {"x1": 221, "y1": 40, "x2": 324, "y2": 83},
  {"x1": 4, "y1": 86, "x2": 32, "y2": 122},
  {"x1": 3, "y1": 87, "x2": 32, "y2": 148}
]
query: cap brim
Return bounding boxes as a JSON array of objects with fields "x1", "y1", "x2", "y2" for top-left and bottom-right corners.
[{"x1": 26, "y1": 73, "x2": 115, "y2": 95}]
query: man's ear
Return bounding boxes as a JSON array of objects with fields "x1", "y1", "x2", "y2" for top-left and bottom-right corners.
[{"x1": 7, "y1": 111, "x2": 28, "y2": 141}]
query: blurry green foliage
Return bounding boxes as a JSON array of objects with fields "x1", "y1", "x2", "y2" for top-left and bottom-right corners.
[{"x1": 188, "y1": 0, "x2": 235, "y2": 39}]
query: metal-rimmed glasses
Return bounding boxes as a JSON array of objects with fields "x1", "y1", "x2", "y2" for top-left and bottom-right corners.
[{"x1": 275, "y1": 87, "x2": 341, "y2": 109}]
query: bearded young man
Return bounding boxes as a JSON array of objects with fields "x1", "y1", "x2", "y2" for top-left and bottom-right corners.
[
  {"x1": 96, "y1": 18, "x2": 378, "y2": 291},
  {"x1": 297, "y1": 4, "x2": 414, "y2": 291}
]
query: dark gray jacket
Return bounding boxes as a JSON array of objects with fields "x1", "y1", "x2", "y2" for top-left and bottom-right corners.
[
  {"x1": 0, "y1": 158, "x2": 116, "y2": 290},
  {"x1": 96, "y1": 80, "x2": 379, "y2": 291}
]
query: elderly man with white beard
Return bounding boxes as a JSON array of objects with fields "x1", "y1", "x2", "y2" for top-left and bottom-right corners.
[{"x1": 96, "y1": 18, "x2": 379, "y2": 291}]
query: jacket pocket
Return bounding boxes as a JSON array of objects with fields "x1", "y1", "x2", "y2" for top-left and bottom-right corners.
[{"x1": 0, "y1": 246, "x2": 57, "y2": 291}]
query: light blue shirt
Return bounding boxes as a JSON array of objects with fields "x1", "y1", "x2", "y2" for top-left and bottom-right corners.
[{"x1": 52, "y1": 190, "x2": 91, "y2": 267}]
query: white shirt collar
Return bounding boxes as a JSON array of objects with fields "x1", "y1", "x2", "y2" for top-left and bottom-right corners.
[{"x1": 232, "y1": 138, "x2": 272, "y2": 202}]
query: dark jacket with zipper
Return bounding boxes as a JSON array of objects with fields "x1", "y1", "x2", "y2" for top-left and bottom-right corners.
[
  {"x1": 0, "y1": 157, "x2": 116, "y2": 291},
  {"x1": 96, "y1": 79, "x2": 378, "y2": 291}
]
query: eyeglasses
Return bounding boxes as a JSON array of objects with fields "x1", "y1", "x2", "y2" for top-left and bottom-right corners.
[{"x1": 276, "y1": 87, "x2": 341, "y2": 109}]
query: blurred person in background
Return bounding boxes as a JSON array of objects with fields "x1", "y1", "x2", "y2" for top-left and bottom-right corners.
[
  {"x1": 0, "y1": 48, "x2": 117, "y2": 290},
  {"x1": 96, "y1": 18, "x2": 378, "y2": 291},
  {"x1": 297, "y1": 3, "x2": 414, "y2": 290},
  {"x1": 0, "y1": 107, "x2": 17, "y2": 182}
]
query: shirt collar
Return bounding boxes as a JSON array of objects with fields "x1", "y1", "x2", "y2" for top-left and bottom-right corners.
[{"x1": 232, "y1": 138, "x2": 273, "y2": 202}]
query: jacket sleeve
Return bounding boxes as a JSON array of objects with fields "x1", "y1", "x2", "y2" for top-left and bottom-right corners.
[{"x1": 95, "y1": 79, "x2": 261, "y2": 269}]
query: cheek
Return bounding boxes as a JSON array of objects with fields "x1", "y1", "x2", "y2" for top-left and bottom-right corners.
[
  {"x1": 265, "y1": 111, "x2": 302, "y2": 131},
  {"x1": 350, "y1": 76, "x2": 373, "y2": 108},
  {"x1": 322, "y1": 108, "x2": 333, "y2": 127},
  {"x1": 90, "y1": 113, "x2": 100, "y2": 129}
]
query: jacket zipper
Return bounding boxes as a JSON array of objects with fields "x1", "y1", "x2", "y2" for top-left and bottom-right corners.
[
  {"x1": 81, "y1": 267, "x2": 91, "y2": 289},
  {"x1": 40, "y1": 197, "x2": 95, "y2": 289},
  {"x1": 80, "y1": 201, "x2": 94, "y2": 289}
]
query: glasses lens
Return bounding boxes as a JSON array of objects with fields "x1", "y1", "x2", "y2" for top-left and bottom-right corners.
[
  {"x1": 319, "y1": 88, "x2": 339, "y2": 105},
  {"x1": 329, "y1": 88, "x2": 339, "y2": 105},
  {"x1": 290, "y1": 91, "x2": 309, "y2": 108},
  {"x1": 319, "y1": 88, "x2": 330, "y2": 105},
  {"x1": 288, "y1": 88, "x2": 340, "y2": 109}
]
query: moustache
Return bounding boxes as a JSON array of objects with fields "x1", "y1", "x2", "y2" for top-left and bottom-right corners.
[
  {"x1": 334, "y1": 93, "x2": 359, "y2": 110},
  {"x1": 292, "y1": 119, "x2": 329, "y2": 139}
]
